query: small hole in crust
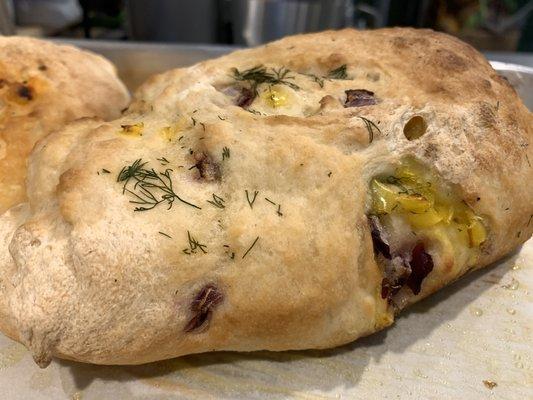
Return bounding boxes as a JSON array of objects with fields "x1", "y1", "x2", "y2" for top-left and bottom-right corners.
[{"x1": 403, "y1": 116, "x2": 427, "y2": 141}]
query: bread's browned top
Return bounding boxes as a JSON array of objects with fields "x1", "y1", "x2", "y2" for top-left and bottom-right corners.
[
  {"x1": 0, "y1": 28, "x2": 531, "y2": 366},
  {"x1": 0, "y1": 36, "x2": 130, "y2": 214}
]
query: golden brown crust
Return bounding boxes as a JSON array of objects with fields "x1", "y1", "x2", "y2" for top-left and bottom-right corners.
[
  {"x1": 0, "y1": 36, "x2": 130, "y2": 214},
  {"x1": 0, "y1": 28, "x2": 531, "y2": 366},
  {"x1": 0, "y1": 36, "x2": 129, "y2": 345}
]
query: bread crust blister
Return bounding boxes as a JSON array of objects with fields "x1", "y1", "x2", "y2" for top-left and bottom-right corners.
[{"x1": 1, "y1": 28, "x2": 531, "y2": 366}]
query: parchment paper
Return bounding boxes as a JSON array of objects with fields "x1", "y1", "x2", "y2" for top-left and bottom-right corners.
[{"x1": 0, "y1": 238, "x2": 531, "y2": 400}]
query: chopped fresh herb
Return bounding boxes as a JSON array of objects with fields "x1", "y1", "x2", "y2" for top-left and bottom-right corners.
[
  {"x1": 159, "y1": 231, "x2": 172, "y2": 239},
  {"x1": 178, "y1": 135, "x2": 184, "y2": 141},
  {"x1": 182, "y1": 230, "x2": 207, "y2": 254},
  {"x1": 327, "y1": 171, "x2": 332, "y2": 177},
  {"x1": 232, "y1": 65, "x2": 300, "y2": 106},
  {"x1": 207, "y1": 193, "x2": 225, "y2": 209},
  {"x1": 199, "y1": 122, "x2": 206, "y2": 131},
  {"x1": 242, "y1": 236, "x2": 260, "y2": 259},
  {"x1": 218, "y1": 115, "x2": 227, "y2": 121},
  {"x1": 223, "y1": 244, "x2": 235, "y2": 259},
  {"x1": 191, "y1": 117, "x2": 197, "y2": 126},
  {"x1": 304, "y1": 73, "x2": 325, "y2": 88},
  {"x1": 358, "y1": 116, "x2": 381, "y2": 143},
  {"x1": 327, "y1": 64, "x2": 348, "y2": 80},
  {"x1": 264, "y1": 197, "x2": 283, "y2": 216},
  {"x1": 117, "y1": 159, "x2": 201, "y2": 211},
  {"x1": 246, "y1": 190, "x2": 259, "y2": 208},
  {"x1": 157, "y1": 157, "x2": 169, "y2": 166},
  {"x1": 526, "y1": 154, "x2": 531, "y2": 167},
  {"x1": 247, "y1": 108, "x2": 263, "y2": 115},
  {"x1": 222, "y1": 147, "x2": 230, "y2": 161}
]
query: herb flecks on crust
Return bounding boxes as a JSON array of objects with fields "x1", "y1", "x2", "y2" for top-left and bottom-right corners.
[
  {"x1": 117, "y1": 158, "x2": 201, "y2": 211},
  {"x1": 232, "y1": 65, "x2": 300, "y2": 107},
  {"x1": 327, "y1": 64, "x2": 349, "y2": 80},
  {"x1": 182, "y1": 231, "x2": 208, "y2": 255},
  {"x1": 358, "y1": 116, "x2": 381, "y2": 143}
]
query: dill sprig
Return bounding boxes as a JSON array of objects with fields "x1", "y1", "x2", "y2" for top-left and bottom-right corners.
[
  {"x1": 264, "y1": 197, "x2": 283, "y2": 217},
  {"x1": 159, "y1": 231, "x2": 172, "y2": 238},
  {"x1": 207, "y1": 193, "x2": 225, "y2": 209},
  {"x1": 222, "y1": 147, "x2": 230, "y2": 160},
  {"x1": 232, "y1": 65, "x2": 300, "y2": 94},
  {"x1": 306, "y1": 64, "x2": 349, "y2": 87},
  {"x1": 182, "y1": 231, "x2": 207, "y2": 254},
  {"x1": 304, "y1": 73, "x2": 325, "y2": 88},
  {"x1": 327, "y1": 64, "x2": 348, "y2": 80},
  {"x1": 118, "y1": 159, "x2": 201, "y2": 211},
  {"x1": 242, "y1": 236, "x2": 260, "y2": 259},
  {"x1": 245, "y1": 190, "x2": 259, "y2": 208},
  {"x1": 157, "y1": 157, "x2": 169, "y2": 166},
  {"x1": 358, "y1": 116, "x2": 381, "y2": 143}
]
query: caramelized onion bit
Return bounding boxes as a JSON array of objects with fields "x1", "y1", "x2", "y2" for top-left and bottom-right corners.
[
  {"x1": 369, "y1": 215, "x2": 391, "y2": 259},
  {"x1": 184, "y1": 284, "x2": 224, "y2": 333},
  {"x1": 193, "y1": 152, "x2": 221, "y2": 181},
  {"x1": 405, "y1": 242, "x2": 434, "y2": 295},
  {"x1": 344, "y1": 89, "x2": 376, "y2": 107},
  {"x1": 236, "y1": 87, "x2": 255, "y2": 108}
]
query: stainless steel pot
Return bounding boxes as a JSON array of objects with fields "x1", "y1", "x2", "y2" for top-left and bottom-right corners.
[{"x1": 229, "y1": 0, "x2": 353, "y2": 46}]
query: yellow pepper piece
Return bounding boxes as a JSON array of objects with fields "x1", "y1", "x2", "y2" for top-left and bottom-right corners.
[
  {"x1": 262, "y1": 86, "x2": 288, "y2": 108},
  {"x1": 406, "y1": 208, "x2": 443, "y2": 228},
  {"x1": 120, "y1": 122, "x2": 144, "y2": 137},
  {"x1": 468, "y1": 219, "x2": 487, "y2": 247},
  {"x1": 160, "y1": 126, "x2": 175, "y2": 142},
  {"x1": 435, "y1": 204, "x2": 454, "y2": 224},
  {"x1": 371, "y1": 180, "x2": 398, "y2": 214},
  {"x1": 397, "y1": 193, "x2": 431, "y2": 213},
  {"x1": 395, "y1": 165, "x2": 418, "y2": 183}
]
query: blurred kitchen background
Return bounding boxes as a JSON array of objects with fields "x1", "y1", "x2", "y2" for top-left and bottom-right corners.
[{"x1": 0, "y1": 0, "x2": 531, "y2": 51}]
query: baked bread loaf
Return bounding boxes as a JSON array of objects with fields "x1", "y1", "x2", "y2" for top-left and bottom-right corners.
[
  {"x1": 0, "y1": 36, "x2": 130, "y2": 214},
  {"x1": 0, "y1": 28, "x2": 531, "y2": 367}
]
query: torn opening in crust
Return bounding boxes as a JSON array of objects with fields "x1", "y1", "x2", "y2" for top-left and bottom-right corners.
[{"x1": 367, "y1": 157, "x2": 487, "y2": 307}]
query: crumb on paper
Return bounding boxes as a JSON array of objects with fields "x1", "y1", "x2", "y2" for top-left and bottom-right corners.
[
  {"x1": 501, "y1": 278, "x2": 519, "y2": 290},
  {"x1": 483, "y1": 380, "x2": 497, "y2": 390}
]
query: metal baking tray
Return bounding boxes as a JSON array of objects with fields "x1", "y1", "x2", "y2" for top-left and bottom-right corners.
[{"x1": 0, "y1": 40, "x2": 531, "y2": 400}]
